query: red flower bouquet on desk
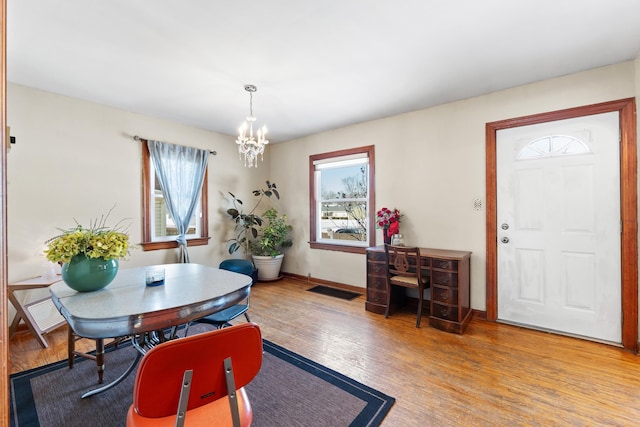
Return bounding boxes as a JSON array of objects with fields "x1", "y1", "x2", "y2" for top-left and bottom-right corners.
[{"x1": 376, "y1": 207, "x2": 401, "y2": 245}]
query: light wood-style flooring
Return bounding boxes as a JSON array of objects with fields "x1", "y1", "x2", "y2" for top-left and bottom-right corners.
[{"x1": 9, "y1": 277, "x2": 640, "y2": 426}]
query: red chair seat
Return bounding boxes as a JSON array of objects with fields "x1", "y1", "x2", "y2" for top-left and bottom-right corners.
[{"x1": 126, "y1": 387, "x2": 252, "y2": 427}]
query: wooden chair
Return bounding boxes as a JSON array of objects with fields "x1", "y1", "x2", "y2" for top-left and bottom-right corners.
[
  {"x1": 126, "y1": 323, "x2": 263, "y2": 427},
  {"x1": 384, "y1": 244, "x2": 428, "y2": 327},
  {"x1": 67, "y1": 327, "x2": 127, "y2": 384}
]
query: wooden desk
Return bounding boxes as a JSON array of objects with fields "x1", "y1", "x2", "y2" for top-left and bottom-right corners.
[
  {"x1": 9, "y1": 276, "x2": 66, "y2": 348},
  {"x1": 366, "y1": 246, "x2": 472, "y2": 334}
]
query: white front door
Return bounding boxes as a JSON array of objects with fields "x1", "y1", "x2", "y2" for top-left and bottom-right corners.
[{"x1": 496, "y1": 111, "x2": 621, "y2": 343}]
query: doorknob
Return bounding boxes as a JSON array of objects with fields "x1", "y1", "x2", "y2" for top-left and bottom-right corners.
[
  {"x1": 501, "y1": 223, "x2": 509, "y2": 230},
  {"x1": 501, "y1": 237, "x2": 509, "y2": 244}
]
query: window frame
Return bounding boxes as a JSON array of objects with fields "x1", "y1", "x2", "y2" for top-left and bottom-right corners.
[
  {"x1": 140, "y1": 140, "x2": 210, "y2": 251},
  {"x1": 309, "y1": 145, "x2": 375, "y2": 254}
]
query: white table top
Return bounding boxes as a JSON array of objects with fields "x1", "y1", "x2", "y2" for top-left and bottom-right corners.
[{"x1": 49, "y1": 263, "x2": 252, "y2": 339}]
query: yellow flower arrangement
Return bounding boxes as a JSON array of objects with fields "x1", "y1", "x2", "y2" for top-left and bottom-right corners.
[{"x1": 44, "y1": 211, "x2": 130, "y2": 264}]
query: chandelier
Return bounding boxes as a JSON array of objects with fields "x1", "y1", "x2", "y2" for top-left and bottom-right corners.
[{"x1": 236, "y1": 84, "x2": 269, "y2": 168}]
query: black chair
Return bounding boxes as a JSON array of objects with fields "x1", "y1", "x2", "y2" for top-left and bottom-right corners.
[
  {"x1": 384, "y1": 245, "x2": 428, "y2": 327},
  {"x1": 192, "y1": 259, "x2": 253, "y2": 329}
]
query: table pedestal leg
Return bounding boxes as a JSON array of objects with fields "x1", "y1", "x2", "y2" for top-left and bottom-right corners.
[{"x1": 81, "y1": 350, "x2": 142, "y2": 399}]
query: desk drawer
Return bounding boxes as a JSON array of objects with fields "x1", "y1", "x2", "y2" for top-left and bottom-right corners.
[
  {"x1": 367, "y1": 262, "x2": 387, "y2": 276},
  {"x1": 366, "y1": 288, "x2": 387, "y2": 305},
  {"x1": 431, "y1": 271, "x2": 458, "y2": 287},
  {"x1": 367, "y1": 251, "x2": 386, "y2": 262},
  {"x1": 431, "y1": 302, "x2": 459, "y2": 322},
  {"x1": 431, "y1": 285, "x2": 458, "y2": 304},
  {"x1": 367, "y1": 275, "x2": 387, "y2": 292},
  {"x1": 432, "y1": 258, "x2": 458, "y2": 271}
]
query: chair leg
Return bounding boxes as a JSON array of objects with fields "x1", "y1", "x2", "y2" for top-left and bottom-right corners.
[
  {"x1": 96, "y1": 338, "x2": 105, "y2": 384},
  {"x1": 67, "y1": 326, "x2": 106, "y2": 384},
  {"x1": 68, "y1": 327, "x2": 75, "y2": 369},
  {"x1": 416, "y1": 291, "x2": 423, "y2": 328},
  {"x1": 385, "y1": 284, "x2": 391, "y2": 319},
  {"x1": 243, "y1": 312, "x2": 251, "y2": 322}
]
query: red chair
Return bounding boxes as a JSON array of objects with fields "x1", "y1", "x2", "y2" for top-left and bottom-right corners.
[{"x1": 126, "y1": 323, "x2": 263, "y2": 427}]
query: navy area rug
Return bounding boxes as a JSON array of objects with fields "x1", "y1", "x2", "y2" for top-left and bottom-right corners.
[{"x1": 10, "y1": 333, "x2": 394, "y2": 426}]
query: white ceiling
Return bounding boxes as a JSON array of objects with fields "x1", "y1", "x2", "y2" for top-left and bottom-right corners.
[{"x1": 7, "y1": 1, "x2": 640, "y2": 143}]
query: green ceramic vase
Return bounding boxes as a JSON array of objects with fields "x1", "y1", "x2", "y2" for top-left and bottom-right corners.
[{"x1": 61, "y1": 255, "x2": 119, "y2": 292}]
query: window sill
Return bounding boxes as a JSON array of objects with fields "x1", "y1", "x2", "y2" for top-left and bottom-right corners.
[
  {"x1": 140, "y1": 237, "x2": 210, "y2": 251},
  {"x1": 309, "y1": 242, "x2": 366, "y2": 254}
]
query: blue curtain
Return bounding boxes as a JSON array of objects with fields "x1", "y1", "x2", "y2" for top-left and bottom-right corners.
[{"x1": 147, "y1": 140, "x2": 209, "y2": 263}]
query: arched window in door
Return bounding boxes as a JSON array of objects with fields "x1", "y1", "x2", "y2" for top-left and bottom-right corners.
[{"x1": 517, "y1": 135, "x2": 591, "y2": 160}]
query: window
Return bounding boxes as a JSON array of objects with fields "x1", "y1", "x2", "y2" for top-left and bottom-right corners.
[
  {"x1": 310, "y1": 146, "x2": 375, "y2": 253},
  {"x1": 141, "y1": 141, "x2": 209, "y2": 251}
]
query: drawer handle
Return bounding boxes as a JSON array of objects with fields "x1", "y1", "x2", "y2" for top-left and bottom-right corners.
[
  {"x1": 440, "y1": 290, "x2": 449, "y2": 300},
  {"x1": 439, "y1": 261, "x2": 449, "y2": 269},
  {"x1": 440, "y1": 307, "x2": 450, "y2": 317}
]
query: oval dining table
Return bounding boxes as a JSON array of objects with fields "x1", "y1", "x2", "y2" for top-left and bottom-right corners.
[{"x1": 49, "y1": 263, "x2": 253, "y2": 398}]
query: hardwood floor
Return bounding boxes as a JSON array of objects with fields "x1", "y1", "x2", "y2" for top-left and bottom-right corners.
[{"x1": 9, "y1": 277, "x2": 640, "y2": 426}]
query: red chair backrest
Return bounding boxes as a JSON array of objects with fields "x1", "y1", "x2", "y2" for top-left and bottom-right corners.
[{"x1": 132, "y1": 323, "x2": 263, "y2": 418}]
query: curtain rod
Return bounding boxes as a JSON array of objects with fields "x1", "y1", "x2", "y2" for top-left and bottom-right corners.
[{"x1": 133, "y1": 135, "x2": 217, "y2": 155}]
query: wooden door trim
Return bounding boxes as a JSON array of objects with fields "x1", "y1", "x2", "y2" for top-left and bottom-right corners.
[
  {"x1": 486, "y1": 98, "x2": 638, "y2": 352},
  {"x1": 1, "y1": 0, "x2": 8, "y2": 423}
]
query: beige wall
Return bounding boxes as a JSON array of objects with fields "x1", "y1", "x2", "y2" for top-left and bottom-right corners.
[
  {"x1": 6, "y1": 60, "x2": 638, "y2": 316},
  {"x1": 271, "y1": 60, "x2": 638, "y2": 311}
]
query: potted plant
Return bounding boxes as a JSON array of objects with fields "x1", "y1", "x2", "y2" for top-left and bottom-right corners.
[
  {"x1": 249, "y1": 208, "x2": 293, "y2": 281},
  {"x1": 226, "y1": 181, "x2": 293, "y2": 280},
  {"x1": 226, "y1": 181, "x2": 280, "y2": 258},
  {"x1": 44, "y1": 210, "x2": 130, "y2": 292}
]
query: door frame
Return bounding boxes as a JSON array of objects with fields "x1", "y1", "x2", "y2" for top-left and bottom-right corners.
[
  {"x1": 1, "y1": 0, "x2": 8, "y2": 424},
  {"x1": 486, "y1": 98, "x2": 638, "y2": 352}
]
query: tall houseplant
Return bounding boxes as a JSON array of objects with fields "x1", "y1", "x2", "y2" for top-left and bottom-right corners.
[
  {"x1": 226, "y1": 181, "x2": 293, "y2": 281},
  {"x1": 226, "y1": 181, "x2": 280, "y2": 259}
]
